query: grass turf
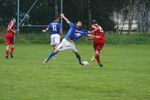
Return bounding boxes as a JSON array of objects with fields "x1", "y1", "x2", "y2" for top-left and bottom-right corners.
[{"x1": 0, "y1": 44, "x2": 150, "y2": 100}]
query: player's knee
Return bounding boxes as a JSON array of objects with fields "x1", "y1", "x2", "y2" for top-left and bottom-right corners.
[
  {"x1": 95, "y1": 53, "x2": 99, "y2": 57},
  {"x1": 73, "y1": 51, "x2": 79, "y2": 55},
  {"x1": 54, "y1": 49, "x2": 59, "y2": 53}
]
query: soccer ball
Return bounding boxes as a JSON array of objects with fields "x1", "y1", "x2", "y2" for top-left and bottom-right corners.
[{"x1": 82, "y1": 61, "x2": 89, "y2": 66}]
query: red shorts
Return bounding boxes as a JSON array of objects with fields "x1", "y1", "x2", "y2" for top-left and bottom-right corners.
[
  {"x1": 93, "y1": 42, "x2": 104, "y2": 51},
  {"x1": 6, "y1": 33, "x2": 15, "y2": 45}
]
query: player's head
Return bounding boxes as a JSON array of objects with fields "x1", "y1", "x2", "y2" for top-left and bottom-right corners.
[
  {"x1": 76, "y1": 21, "x2": 83, "y2": 28},
  {"x1": 11, "y1": 18, "x2": 16, "y2": 23},
  {"x1": 54, "y1": 16, "x2": 59, "y2": 22},
  {"x1": 92, "y1": 19, "x2": 97, "y2": 24}
]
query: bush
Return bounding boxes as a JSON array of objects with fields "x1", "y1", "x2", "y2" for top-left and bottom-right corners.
[
  {"x1": 105, "y1": 33, "x2": 150, "y2": 44},
  {"x1": 0, "y1": 31, "x2": 150, "y2": 44}
]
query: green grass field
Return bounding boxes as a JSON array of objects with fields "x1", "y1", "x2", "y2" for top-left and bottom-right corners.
[{"x1": 0, "y1": 44, "x2": 150, "y2": 100}]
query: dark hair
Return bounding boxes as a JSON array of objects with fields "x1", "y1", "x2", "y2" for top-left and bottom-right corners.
[
  {"x1": 12, "y1": 17, "x2": 16, "y2": 19},
  {"x1": 77, "y1": 21, "x2": 82, "y2": 23},
  {"x1": 54, "y1": 16, "x2": 59, "y2": 20},
  {"x1": 92, "y1": 19, "x2": 97, "y2": 24},
  {"x1": 10, "y1": 17, "x2": 16, "y2": 21}
]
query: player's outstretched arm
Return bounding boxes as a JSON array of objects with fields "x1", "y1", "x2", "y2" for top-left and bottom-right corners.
[
  {"x1": 42, "y1": 28, "x2": 49, "y2": 32},
  {"x1": 87, "y1": 33, "x2": 101, "y2": 39},
  {"x1": 91, "y1": 27, "x2": 100, "y2": 33},
  {"x1": 60, "y1": 13, "x2": 70, "y2": 24}
]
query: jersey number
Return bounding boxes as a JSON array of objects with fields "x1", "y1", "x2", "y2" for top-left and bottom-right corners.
[
  {"x1": 75, "y1": 33, "x2": 81, "y2": 37},
  {"x1": 52, "y1": 25, "x2": 57, "y2": 31}
]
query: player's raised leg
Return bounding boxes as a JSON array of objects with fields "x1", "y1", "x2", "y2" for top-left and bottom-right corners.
[{"x1": 91, "y1": 55, "x2": 95, "y2": 62}]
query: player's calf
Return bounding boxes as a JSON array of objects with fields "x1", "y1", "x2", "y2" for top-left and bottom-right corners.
[
  {"x1": 43, "y1": 50, "x2": 59, "y2": 64},
  {"x1": 10, "y1": 53, "x2": 14, "y2": 58}
]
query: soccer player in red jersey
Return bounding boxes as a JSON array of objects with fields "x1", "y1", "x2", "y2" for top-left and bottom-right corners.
[
  {"x1": 87, "y1": 19, "x2": 105, "y2": 67},
  {"x1": 5, "y1": 18, "x2": 18, "y2": 59}
]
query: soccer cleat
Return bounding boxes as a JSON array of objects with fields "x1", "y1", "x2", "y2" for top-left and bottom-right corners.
[
  {"x1": 42, "y1": 59, "x2": 48, "y2": 64},
  {"x1": 99, "y1": 64, "x2": 103, "y2": 67},
  {"x1": 79, "y1": 62, "x2": 84, "y2": 66},
  {"x1": 91, "y1": 56, "x2": 95, "y2": 62},
  {"x1": 10, "y1": 53, "x2": 13, "y2": 58},
  {"x1": 6, "y1": 56, "x2": 8, "y2": 59}
]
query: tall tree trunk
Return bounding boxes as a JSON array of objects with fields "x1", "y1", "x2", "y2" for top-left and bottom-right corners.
[{"x1": 87, "y1": 0, "x2": 92, "y2": 29}]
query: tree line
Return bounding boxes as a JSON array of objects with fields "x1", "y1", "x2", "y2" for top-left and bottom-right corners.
[{"x1": 0, "y1": 0, "x2": 149, "y2": 33}]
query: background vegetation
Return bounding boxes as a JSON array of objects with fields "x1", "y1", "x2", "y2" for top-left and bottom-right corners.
[
  {"x1": 0, "y1": 31, "x2": 150, "y2": 44},
  {"x1": 0, "y1": 0, "x2": 150, "y2": 33}
]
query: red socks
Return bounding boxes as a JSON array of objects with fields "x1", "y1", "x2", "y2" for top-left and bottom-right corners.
[
  {"x1": 6, "y1": 47, "x2": 14, "y2": 56},
  {"x1": 95, "y1": 53, "x2": 101, "y2": 64},
  {"x1": 6, "y1": 50, "x2": 9, "y2": 56},
  {"x1": 10, "y1": 47, "x2": 14, "y2": 54}
]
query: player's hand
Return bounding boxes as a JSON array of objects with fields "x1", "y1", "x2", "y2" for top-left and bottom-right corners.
[
  {"x1": 60, "y1": 13, "x2": 65, "y2": 18},
  {"x1": 13, "y1": 30, "x2": 16, "y2": 33},
  {"x1": 16, "y1": 30, "x2": 19, "y2": 32},
  {"x1": 88, "y1": 31, "x2": 93, "y2": 34},
  {"x1": 42, "y1": 29, "x2": 46, "y2": 32}
]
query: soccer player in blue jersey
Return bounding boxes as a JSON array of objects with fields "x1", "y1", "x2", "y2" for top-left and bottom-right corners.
[
  {"x1": 42, "y1": 16, "x2": 63, "y2": 60},
  {"x1": 43, "y1": 13, "x2": 98, "y2": 65}
]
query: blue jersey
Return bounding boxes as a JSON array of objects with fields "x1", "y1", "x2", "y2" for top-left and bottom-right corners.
[
  {"x1": 48, "y1": 21, "x2": 62, "y2": 34},
  {"x1": 64, "y1": 22, "x2": 88, "y2": 42}
]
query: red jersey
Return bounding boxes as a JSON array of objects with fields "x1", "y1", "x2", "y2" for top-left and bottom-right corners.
[
  {"x1": 6, "y1": 21, "x2": 15, "y2": 36},
  {"x1": 92, "y1": 24, "x2": 105, "y2": 44},
  {"x1": 5, "y1": 21, "x2": 15, "y2": 45}
]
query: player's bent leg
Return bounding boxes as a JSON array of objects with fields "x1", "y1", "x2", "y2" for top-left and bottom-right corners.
[
  {"x1": 43, "y1": 49, "x2": 59, "y2": 64},
  {"x1": 91, "y1": 44, "x2": 97, "y2": 62},
  {"x1": 73, "y1": 51, "x2": 84, "y2": 66},
  {"x1": 91, "y1": 53, "x2": 95, "y2": 62},
  {"x1": 95, "y1": 50, "x2": 103, "y2": 67}
]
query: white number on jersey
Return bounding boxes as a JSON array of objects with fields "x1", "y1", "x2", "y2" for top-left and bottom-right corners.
[
  {"x1": 75, "y1": 33, "x2": 81, "y2": 37},
  {"x1": 99, "y1": 26, "x2": 104, "y2": 32},
  {"x1": 52, "y1": 25, "x2": 57, "y2": 31}
]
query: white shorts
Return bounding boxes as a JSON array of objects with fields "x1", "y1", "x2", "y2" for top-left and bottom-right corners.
[
  {"x1": 56, "y1": 39, "x2": 78, "y2": 52},
  {"x1": 50, "y1": 34, "x2": 60, "y2": 45}
]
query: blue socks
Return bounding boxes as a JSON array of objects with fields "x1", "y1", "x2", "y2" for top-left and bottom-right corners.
[
  {"x1": 46, "y1": 51, "x2": 82, "y2": 64},
  {"x1": 76, "y1": 54, "x2": 82, "y2": 64},
  {"x1": 46, "y1": 51, "x2": 57, "y2": 61}
]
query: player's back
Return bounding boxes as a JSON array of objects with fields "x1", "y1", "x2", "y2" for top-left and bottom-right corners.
[{"x1": 48, "y1": 21, "x2": 62, "y2": 34}]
